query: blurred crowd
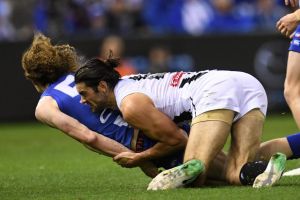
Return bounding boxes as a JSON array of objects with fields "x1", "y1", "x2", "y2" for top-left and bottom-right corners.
[
  {"x1": 0, "y1": 0, "x2": 293, "y2": 41},
  {"x1": 98, "y1": 34, "x2": 194, "y2": 74}
]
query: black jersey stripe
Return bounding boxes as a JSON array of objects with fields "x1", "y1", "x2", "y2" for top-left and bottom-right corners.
[
  {"x1": 128, "y1": 73, "x2": 166, "y2": 81},
  {"x1": 179, "y1": 71, "x2": 208, "y2": 88},
  {"x1": 173, "y1": 111, "x2": 192, "y2": 123}
]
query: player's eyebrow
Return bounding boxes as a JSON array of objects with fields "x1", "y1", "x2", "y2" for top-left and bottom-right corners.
[{"x1": 78, "y1": 91, "x2": 86, "y2": 96}]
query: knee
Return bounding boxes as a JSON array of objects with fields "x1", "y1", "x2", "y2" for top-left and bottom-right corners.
[
  {"x1": 284, "y1": 86, "x2": 293, "y2": 103},
  {"x1": 284, "y1": 84, "x2": 300, "y2": 104}
]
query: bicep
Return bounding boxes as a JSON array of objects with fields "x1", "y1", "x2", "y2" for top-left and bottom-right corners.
[
  {"x1": 35, "y1": 96, "x2": 89, "y2": 140},
  {"x1": 36, "y1": 96, "x2": 71, "y2": 129},
  {"x1": 120, "y1": 93, "x2": 184, "y2": 144}
]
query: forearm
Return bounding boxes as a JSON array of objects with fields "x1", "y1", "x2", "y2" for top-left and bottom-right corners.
[
  {"x1": 36, "y1": 97, "x2": 132, "y2": 158},
  {"x1": 136, "y1": 128, "x2": 187, "y2": 160},
  {"x1": 86, "y1": 133, "x2": 132, "y2": 157},
  {"x1": 138, "y1": 140, "x2": 186, "y2": 161}
]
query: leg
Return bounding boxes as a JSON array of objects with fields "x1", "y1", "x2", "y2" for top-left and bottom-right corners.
[
  {"x1": 257, "y1": 138, "x2": 293, "y2": 160},
  {"x1": 284, "y1": 51, "x2": 300, "y2": 129},
  {"x1": 224, "y1": 109, "x2": 264, "y2": 185},
  {"x1": 206, "y1": 151, "x2": 227, "y2": 182},
  {"x1": 147, "y1": 109, "x2": 233, "y2": 190},
  {"x1": 204, "y1": 151, "x2": 228, "y2": 186},
  {"x1": 184, "y1": 120, "x2": 231, "y2": 185},
  {"x1": 257, "y1": 133, "x2": 300, "y2": 179}
]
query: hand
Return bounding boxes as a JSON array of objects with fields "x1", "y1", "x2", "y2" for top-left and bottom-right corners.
[
  {"x1": 113, "y1": 152, "x2": 144, "y2": 168},
  {"x1": 276, "y1": 12, "x2": 299, "y2": 38},
  {"x1": 285, "y1": 0, "x2": 299, "y2": 7}
]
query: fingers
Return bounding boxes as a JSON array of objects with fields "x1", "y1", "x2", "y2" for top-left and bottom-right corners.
[
  {"x1": 287, "y1": 0, "x2": 297, "y2": 7},
  {"x1": 276, "y1": 20, "x2": 281, "y2": 28},
  {"x1": 285, "y1": 0, "x2": 289, "y2": 6},
  {"x1": 290, "y1": 31, "x2": 296, "y2": 39},
  {"x1": 292, "y1": 0, "x2": 298, "y2": 7},
  {"x1": 282, "y1": 29, "x2": 288, "y2": 36},
  {"x1": 276, "y1": 21, "x2": 287, "y2": 34},
  {"x1": 113, "y1": 154, "x2": 121, "y2": 161},
  {"x1": 277, "y1": 22, "x2": 284, "y2": 31},
  {"x1": 114, "y1": 157, "x2": 129, "y2": 165},
  {"x1": 276, "y1": 20, "x2": 291, "y2": 37},
  {"x1": 113, "y1": 152, "x2": 130, "y2": 161}
]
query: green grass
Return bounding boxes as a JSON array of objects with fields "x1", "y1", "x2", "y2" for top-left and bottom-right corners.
[{"x1": 0, "y1": 114, "x2": 300, "y2": 200}]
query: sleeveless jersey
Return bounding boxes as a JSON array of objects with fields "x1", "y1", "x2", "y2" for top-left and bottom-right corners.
[{"x1": 114, "y1": 70, "x2": 267, "y2": 122}]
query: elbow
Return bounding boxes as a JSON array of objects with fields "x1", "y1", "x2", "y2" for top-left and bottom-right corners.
[
  {"x1": 171, "y1": 136, "x2": 187, "y2": 148},
  {"x1": 80, "y1": 131, "x2": 98, "y2": 145},
  {"x1": 163, "y1": 129, "x2": 188, "y2": 148},
  {"x1": 34, "y1": 107, "x2": 42, "y2": 121}
]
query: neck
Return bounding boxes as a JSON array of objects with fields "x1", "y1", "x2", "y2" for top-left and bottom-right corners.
[{"x1": 108, "y1": 91, "x2": 118, "y2": 109}]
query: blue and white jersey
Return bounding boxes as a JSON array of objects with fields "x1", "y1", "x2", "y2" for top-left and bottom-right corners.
[
  {"x1": 41, "y1": 73, "x2": 185, "y2": 169},
  {"x1": 42, "y1": 73, "x2": 154, "y2": 150},
  {"x1": 289, "y1": 25, "x2": 300, "y2": 53}
]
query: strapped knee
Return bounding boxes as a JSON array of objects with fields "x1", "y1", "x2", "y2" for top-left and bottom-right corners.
[{"x1": 191, "y1": 109, "x2": 234, "y2": 126}]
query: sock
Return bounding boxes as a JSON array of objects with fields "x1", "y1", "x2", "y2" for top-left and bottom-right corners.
[{"x1": 287, "y1": 132, "x2": 300, "y2": 159}]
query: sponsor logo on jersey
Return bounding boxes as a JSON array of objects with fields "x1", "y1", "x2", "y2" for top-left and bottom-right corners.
[{"x1": 170, "y1": 72, "x2": 184, "y2": 87}]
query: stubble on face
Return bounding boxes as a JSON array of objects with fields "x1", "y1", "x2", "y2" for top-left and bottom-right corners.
[
  {"x1": 91, "y1": 89, "x2": 112, "y2": 113},
  {"x1": 76, "y1": 82, "x2": 115, "y2": 113}
]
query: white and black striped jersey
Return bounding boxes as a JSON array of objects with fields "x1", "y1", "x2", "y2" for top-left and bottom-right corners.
[{"x1": 114, "y1": 70, "x2": 267, "y2": 123}]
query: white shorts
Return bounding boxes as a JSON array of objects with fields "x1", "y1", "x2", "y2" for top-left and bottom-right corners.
[{"x1": 185, "y1": 70, "x2": 268, "y2": 122}]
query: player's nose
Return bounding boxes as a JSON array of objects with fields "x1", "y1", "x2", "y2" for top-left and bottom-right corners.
[{"x1": 80, "y1": 97, "x2": 87, "y2": 104}]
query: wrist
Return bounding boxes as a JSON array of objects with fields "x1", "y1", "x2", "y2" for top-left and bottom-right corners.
[{"x1": 137, "y1": 151, "x2": 151, "y2": 161}]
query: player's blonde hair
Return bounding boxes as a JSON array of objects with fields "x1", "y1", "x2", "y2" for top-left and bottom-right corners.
[{"x1": 22, "y1": 33, "x2": 79, "y2": 86}]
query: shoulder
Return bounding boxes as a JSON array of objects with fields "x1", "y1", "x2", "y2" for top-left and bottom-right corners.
[
  {"x1": 35, "y1": 96, "x2": 60, "y2": 119},
  {"x1": 120, "y1": 93, "x2": 154, "y2": 118},
  {"x1": 114, "y1": 79, "x2": 137, "y2": 108}
]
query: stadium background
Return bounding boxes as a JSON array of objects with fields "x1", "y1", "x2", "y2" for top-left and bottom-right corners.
[{"x1": 0, "y1": 0, "x2": 293, "y2": 121}]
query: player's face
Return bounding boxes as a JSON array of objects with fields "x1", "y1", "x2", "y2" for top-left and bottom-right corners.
[{"x1": 76, "y1": 82, "x2": 112, "y2": 112}]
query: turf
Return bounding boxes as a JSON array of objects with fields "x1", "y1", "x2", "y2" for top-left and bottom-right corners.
[{"x1": 0, "y1": 114, "x2": 300, "y2": 200}]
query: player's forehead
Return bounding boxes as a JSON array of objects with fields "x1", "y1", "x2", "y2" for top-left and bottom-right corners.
[{"x1": 76, "y1": 82, "x2": 90, "y2": 93}]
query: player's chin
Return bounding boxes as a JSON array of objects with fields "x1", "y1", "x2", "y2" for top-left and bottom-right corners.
[
  {"x1": 94, "y1": 106, "x2": 106, "y2": 113},
  {"x1": 90, "y1": 105, "x2": 99, "y2": 113}
]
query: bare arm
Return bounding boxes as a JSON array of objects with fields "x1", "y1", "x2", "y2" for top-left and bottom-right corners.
[
  {"x1": 35, "y1": 96, "x2": 131, "y2": 157},
  {"x1": 119, "y1": 93, "x2": 188, "y2": 160},
  {"x1": 36, "y1": 96, "x2": 160, "y2": 176}
]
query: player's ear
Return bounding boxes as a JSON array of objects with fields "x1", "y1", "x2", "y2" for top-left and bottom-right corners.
[{"x1": 98, "y1": 81, "x2": 108, "y2": 93}]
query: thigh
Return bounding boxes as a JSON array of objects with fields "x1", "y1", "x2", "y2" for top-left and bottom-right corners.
[
  {"x1": 286, "y1": 51, "x2": 300, "y2": 87},
  {"x1": 224, "y1": 109, "x2": 265, "y2": 184},
  {"x1": 184, "y1": 109, "x2": 233, "y2": 167}
]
